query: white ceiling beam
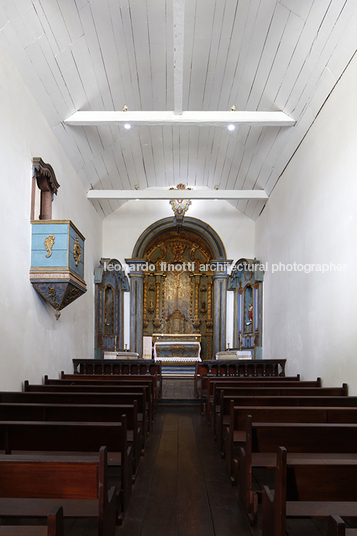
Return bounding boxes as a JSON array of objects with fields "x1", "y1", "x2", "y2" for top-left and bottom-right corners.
[
  {"x1": 65, "y1": 110, "x2": 295, "y2": 126},
  {"x1": 87, "y1": 189, "x2": 268, "y2": 200},
  {"x1": 173, "y1": 0, "x2": 185, "y2": 114}
]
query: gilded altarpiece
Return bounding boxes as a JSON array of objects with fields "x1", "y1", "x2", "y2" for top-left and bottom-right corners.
[
  {"x1": 228, "y1": 258, "x2": 264, "y2": 359},
  {"x1": 94, "y1": 259, "x2": 129, "y2": 359},
  {"x1": 142, "y1": 232, "x2": 215, "y2": 360}
]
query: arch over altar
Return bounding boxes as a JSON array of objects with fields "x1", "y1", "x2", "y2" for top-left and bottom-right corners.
[{"x1": 126, "y1": 217, "x2": 230, "y2": 360}]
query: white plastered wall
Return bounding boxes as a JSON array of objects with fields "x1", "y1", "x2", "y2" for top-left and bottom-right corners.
[
  {"x1": 0, "y1": 42, "x2": 102, "y2": 390},
  {"x1": 255, "y1": 54, "x2": 357, "y2": 392},
  {"x1": 103, "y1": 198, "x2": 255, "y2": 347}
]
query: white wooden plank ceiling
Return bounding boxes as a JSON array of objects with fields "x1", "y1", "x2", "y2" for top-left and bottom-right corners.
[{"x1": 1, "y1": 0, "x2": 356, "y2": 220}]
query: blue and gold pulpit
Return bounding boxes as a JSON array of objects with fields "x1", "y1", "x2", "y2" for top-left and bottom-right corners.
[{"x1": 30, "y1": 220, "x2": 87, "y2": 319}]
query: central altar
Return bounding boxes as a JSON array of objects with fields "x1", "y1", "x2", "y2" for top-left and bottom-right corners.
[{"x1": 152, "y1": 333, "x2": 201, "y2": 364}]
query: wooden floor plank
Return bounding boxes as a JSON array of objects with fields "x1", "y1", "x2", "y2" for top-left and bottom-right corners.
[
  {"x1": 177, "y1": 413, "x2": 215, "y2": 536},
  {"x1": 192, "y1": 411, "x2": 252, "y2": 536},
  {"x1": 140, "y1": 412, "x2": 179, "y2": 536},
  {"x1": 116, "y1": 411, "x2": 166, "y2": 536},
  {"x1": 162, "y1": 378, "x2": 195, "y2": 400}
]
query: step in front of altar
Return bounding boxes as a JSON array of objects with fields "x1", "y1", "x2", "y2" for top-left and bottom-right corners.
[
  {"x1": 155, "y1": 357, "x2": 201, "y2": 366},
  {"x1": 161, "y1": 365, "x2": 196, "y2": 375}
]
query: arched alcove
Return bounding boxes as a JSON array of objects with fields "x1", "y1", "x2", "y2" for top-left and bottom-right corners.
[
  {"x1": 94, "y1": 258, "x2": 130, "y2": 358},
  {"x1": 131, "y1": 216, "x2": 227, "y2": 261},
  {"x1": 127, "y1": 217, "x2": 230, "y2": 358}
]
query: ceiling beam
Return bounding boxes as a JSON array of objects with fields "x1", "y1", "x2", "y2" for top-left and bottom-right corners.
[
  {"x1": 65, "y1": 110, "x2": 295, "y2": 126},
  {"x1": 173, "y1": 0, "x2": 185, "y2": 115},
  {"x1": 87, "y1": 189, "x2": 269, "y2": 200}
]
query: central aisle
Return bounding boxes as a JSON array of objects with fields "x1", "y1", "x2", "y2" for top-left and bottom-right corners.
[{"x1": 118, "y1": 379, "x2": 252, "y2": 536}]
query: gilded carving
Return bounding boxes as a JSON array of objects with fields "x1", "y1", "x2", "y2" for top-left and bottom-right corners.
[
  {"x1": 155, "y1": 279, "x2": 160, "y2": 318},
  {"x1": 207, "y1": 280, "x2": 213, "y2": 318},
  {"x1": 48, "y1": 286, "x2": 59, "y2": 308},
  {"x1": 141, "y1": 229, "x2": 216, "y2": 359},
  {"x1": 194, "y1": 279, "x2": 199, "y2": 318},
  {"x1": 73, "y1": 235, "x2": 81, "y2": 266},
  {"x1": 64, "y1": 287, "x2": 80, "y2": 307},
  {"x1": 193, "y1": 318, "x2": 201, "y2": 331},
  {"x1": 163, "y1": 271, "x2": 191, "y2": 319},
  {"x1": 171, "y1": 242, "x2": 186, "y2": 261},
  {"x1": 44, "y1": 234, "x2": 55, "y2": 258},
  {"x1": 153, "y1": 318, "x2": 162, "y2": 330}
]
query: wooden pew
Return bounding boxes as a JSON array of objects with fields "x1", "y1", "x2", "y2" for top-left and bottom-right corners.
[
  {"x1": 9, "y1": 389, "x2": 150, "y2": 438},
  {"x1": 205, "y1": 383, "x2": 348, "y2": 424},
  {"x1": 327, "y1": 515, "x2": 357, "y2": 536},
  {"x1": 0, "y1": 447, "x2": 116, "y2": 536},
  {"x1": 0, "y1": 506, "x2": 63, "y2": 536},
  {"x1": 0, "y1": 401, "x2": 142, "y2": 480},
  {"x1": 225, "y1": 405, "x2": 357, "y2": 483},
  {"x1": 0, "y1": 418, "x2": 133, "y2": 521},
  {"x1": 262, "y1": 446, "x2": 357, "y2": 536},
  {"x1": 194, "y1": 358, "x2": 287, "y2": 397},
  {"x1": 71, "y1": 359, "x2": 163, "y2": 398},
  {"x1": 239, "y1": 419, "x2": 357, "y2": 526},
  {"x1": 199, "y1": 374, "x2": 301, "y2": 410},
  {"x1": 23, "y1": 381, "x2": 154, "y2": 429},
  {"x1": 205, "y1": 377, "x2": 322, "y2": 425},
  {"x1": 54, "y1": 373, "x2": 158, "y2": 411},
  {"x1": 217, "y1": 394, "x2": 357, "y2": 460}
]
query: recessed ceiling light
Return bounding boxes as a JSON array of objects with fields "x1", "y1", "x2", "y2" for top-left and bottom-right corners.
[
  {"x1": 228, "y1": 124, "x2": 235, "y2": 131},
  {"x1": 124, "y1": 123, "x2": 131, "y2": 130}
]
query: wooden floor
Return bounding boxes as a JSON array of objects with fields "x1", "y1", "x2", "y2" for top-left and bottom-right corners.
[
  {"x1": 161, "y1": 377, "x2": 196, "y2": 400},
  {"x1": 118, "y1": 377, "x2": 252, "y2": 536}
]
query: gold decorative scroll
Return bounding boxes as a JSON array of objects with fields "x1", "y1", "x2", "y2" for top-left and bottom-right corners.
[
  {"x1": 73, "y1": 235, "x2": 81, "y2": 266},
  {"x1": 48, "y1": 286, "x2": 59, "y2": 308},
  {"x1": 44, "y1": 234, "x2": 55, "y2": 258}
]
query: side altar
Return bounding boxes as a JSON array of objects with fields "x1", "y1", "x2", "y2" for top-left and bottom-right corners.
[{"x1": 152, "y1": 333, "x2": 201, "y2": 364}]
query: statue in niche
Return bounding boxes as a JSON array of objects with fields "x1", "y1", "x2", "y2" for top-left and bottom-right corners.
[
  {"x1": 148, "y1": 297, "x2": 154, "y2": 315},
  {"x1": 246, "y1": 302, "x2": 253, "y2": 332},
  {"x1": 200, "y1": 300, "x2": 207, "y2": 316},
  {"x1": 104, "y1": 285, "x2": 114, "y2": 334}
]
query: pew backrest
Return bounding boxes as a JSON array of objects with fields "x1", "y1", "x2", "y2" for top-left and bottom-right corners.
[
  {"x1": 0, "y1": 418, "x2": 132, "y2": 515},
  {"x1": 0, "y1": 447, "x2": 116, "y2": 536},
  {"x1": 262, "y1": 447, "x2": 357, "y2": 536}
]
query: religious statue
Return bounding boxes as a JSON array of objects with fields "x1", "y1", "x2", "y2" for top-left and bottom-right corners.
[{"x1": 246, "y1": 302, "x2": 253, "y2": 332}]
